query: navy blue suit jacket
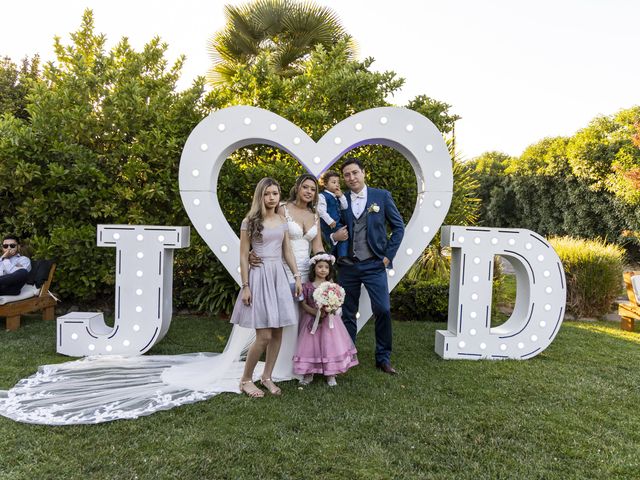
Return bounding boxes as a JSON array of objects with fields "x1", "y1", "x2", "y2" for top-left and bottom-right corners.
[{"x1": 343, "y1": 187, "x2": 405, "y2": 267}]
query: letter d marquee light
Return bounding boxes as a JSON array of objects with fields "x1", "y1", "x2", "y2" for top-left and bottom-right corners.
[{"x1": 436, "y1": 226, "x2": 566, "y2": 359}]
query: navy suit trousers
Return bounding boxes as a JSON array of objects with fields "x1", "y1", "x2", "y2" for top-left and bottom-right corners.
[
  {"x1": 339, "y1": 258, "x2": 392, "y2": 364},
  {"x1": 0, "y1": 269, "x2": 29, "y2": 296}
]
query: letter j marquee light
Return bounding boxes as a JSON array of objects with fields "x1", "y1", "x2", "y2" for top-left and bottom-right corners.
[{"x1": 57, "y1": 225, "x2": 189, "y2": 357}]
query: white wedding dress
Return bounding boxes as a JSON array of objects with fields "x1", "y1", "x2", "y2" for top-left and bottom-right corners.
[{"x1": 0, "y1": 212, "x2": 317, "y2": 425}]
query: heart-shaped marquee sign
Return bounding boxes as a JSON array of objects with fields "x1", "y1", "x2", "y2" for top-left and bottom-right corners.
[{"x1": 179, "y1": 106, "x2": 453, "y2": 329}]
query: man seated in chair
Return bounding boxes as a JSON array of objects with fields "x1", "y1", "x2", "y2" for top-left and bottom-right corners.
[{"x1": 0, "y1": 235, "x2": 31, "y2": 296}]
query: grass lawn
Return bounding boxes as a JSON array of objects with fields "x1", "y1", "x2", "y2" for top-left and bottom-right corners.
[{"x1": 1, "y1": 313, "x2": 639, "y2": 480}]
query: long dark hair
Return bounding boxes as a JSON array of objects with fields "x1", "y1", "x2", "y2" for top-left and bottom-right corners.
[
  {"x1": 287, "y1": 173, "x2": 319, "y2": 211},
  {"x1": 246, "y1": 177, "x2": 281, "y2": 241}
]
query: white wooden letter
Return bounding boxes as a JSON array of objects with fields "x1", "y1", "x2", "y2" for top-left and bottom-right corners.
[
  {"x1": 57, "y1": 225, "x2": 189, "y2": 356},
  {"x1": 435, "y1": 226, "x2": 566, "y2": 360}
]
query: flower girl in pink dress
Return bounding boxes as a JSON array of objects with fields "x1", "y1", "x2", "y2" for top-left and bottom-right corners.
[{"x1": 293, "y1": 253, "x2": 358, "y2": 386}]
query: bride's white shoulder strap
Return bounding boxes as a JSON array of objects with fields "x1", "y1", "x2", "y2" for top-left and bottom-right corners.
[{"x1": 281, "y1": 202, "x2": 292, "y2": 221}]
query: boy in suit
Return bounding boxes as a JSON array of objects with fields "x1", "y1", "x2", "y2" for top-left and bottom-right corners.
[{"x1": 317, "y1": 170, "x2": 349, "y2": 258}]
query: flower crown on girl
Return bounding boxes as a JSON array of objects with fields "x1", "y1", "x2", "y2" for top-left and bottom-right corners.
[{"x1": 309, "y1": 253, "x2": 336, "y2": 265}]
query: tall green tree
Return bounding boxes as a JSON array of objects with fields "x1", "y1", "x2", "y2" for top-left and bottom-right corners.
[
  {"x1": 567, "y1": 106, "x2": 640, "y2": 204},
  {"x1": 405, "y1": 95, "x2": 459, "y2": 136},
  {"x1": 0, "y1": 55, "x2": 40, "y2": 119},
  {"x1": 469, "y1": 107, "x2": 640, "y2": 255},
  {"x1": 208, "y1": 0, "x2": 356, "y2": 84},
  {"x1": 506, "y1": 137, "x2": 571, "y2": 177},
  {"x1": 0, "y1": 10, "x2": 207, "y2": 301}
]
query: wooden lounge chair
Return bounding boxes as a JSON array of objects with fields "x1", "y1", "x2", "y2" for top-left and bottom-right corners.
[
  {"x1": 0, "y1": 260, "x2": 57, "y2": 331},
  {"x1": 618, "y1": 270, "x2": 640, "y2": 332}
]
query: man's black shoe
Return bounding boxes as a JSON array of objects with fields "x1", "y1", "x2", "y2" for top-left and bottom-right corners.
[{"x1": 375, "y1": 362, "x2": 397, "y2": 375}]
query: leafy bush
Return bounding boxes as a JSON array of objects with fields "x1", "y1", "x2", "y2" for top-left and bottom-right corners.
[
  {"x1": 473, "y1": 173, "x2": 639, "y2": 250},
  {"x1": 0, "y1": 12, "x2": 207, "y2": 303},
  {"x1": 550, "y1": 236, "x2": 624, "y2": 318},
  {"x1": 391, "y1": 278, "x2": 449, "y2": 322},
  {"x1": 468, "y1": 107, "x2": 640, "y2": 257},
  {"x1": 393, "y1": 256, "x2": 513, "y2": 323}
]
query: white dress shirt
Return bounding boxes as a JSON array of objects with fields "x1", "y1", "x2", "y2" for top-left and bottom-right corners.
[
  {"x1": 0, "y1": 254, "x2": 31, "y2": 276},
  {"x1": 350, "y1": 185, "x2": 368, "y2": 219},
  {"x1": 317, "y1": 190, "x2": 348, "y2": 226}
]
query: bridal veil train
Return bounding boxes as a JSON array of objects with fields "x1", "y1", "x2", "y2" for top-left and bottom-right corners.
[
  {"x1": 0, "y1": 203, "x2": 314, "y2": 426},
  {"x1": 0, "y1": 321, "x2": 300, "y2": 425}
]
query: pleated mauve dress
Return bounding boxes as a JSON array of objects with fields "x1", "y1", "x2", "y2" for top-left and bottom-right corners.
[{"x1": 230, "y1": 220, "x2": 298, "y2": 329}]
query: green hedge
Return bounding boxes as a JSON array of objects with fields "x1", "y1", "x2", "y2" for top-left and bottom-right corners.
[
  {"x1": 391, "y1": 261, "x2": 515, "y2": 323},
  {"x1": 550, "y1": 236, "x2": 624, "y2": 318},
  {"x1": 391, "y1": 278, "x2": 450, "y2": 321},
  {"x1": 474, "y1": 173, "x2": 640, "y2": 254}
]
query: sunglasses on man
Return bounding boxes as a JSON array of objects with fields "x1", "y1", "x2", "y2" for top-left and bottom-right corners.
[{"x1": 2, "y1": 244, "x2": 17, "y2": 249}]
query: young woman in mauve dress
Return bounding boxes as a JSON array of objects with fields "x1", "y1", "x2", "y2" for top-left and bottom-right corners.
[{"x1": 230, "y1": 177, "x2": 302, "y2": 398}]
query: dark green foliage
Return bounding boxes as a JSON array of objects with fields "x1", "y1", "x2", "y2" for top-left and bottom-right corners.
[
  {"x1": 469, "y1": 107, "x2": 640, "y2": 257},
  {"x1": 207, "y1": 0, "x2": 356, "y2": 84},
  {"x1": 475, "y1": 173, "x2": 639, "y2": 250},
  {"x1": 391, "y1": 278, "x2": 450, "y2": 321}
]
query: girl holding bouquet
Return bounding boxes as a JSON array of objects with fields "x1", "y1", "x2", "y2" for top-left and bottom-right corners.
[
  {"x1": 230, "y1": 177, "x2": 303, "y2": 398},
  {"x1": 293, "y1": 252, "x2": 358, "y2": 386}
]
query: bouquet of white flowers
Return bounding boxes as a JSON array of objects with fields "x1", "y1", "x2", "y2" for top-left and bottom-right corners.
[{"x1": 310, "y1": 281, "x2": 345, "y2": 334}]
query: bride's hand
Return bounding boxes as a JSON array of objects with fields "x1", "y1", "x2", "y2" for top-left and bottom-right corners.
[
  {"x1": 294, "y1": 278, "x2": 302, "y2": 298},
  {"x1": 242, "y1": 286, "x2": 251, "y2": 306}
]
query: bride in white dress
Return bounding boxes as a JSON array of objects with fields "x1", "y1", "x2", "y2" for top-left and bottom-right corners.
[
  {"x1": 272, "y1": 174, "x2": 324, "y2": 379},
  {"x1": 0, "y1": 175, "x2": 324, "y2": 425}
]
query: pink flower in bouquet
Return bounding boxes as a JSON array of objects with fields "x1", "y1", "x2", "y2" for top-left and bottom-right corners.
[
  {"x1": 310, "y1": 281, "x2": 345, "y2": 334},
  {"x1": 313, "y1": 281, "x2": 345, "y2": 314}
]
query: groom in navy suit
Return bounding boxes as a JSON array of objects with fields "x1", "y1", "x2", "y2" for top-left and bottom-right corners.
[{"x1": 333, "y1": 158, "x2": 405, "y2": 374}]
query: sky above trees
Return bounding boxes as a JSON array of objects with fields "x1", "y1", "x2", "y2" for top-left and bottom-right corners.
[{"x1": 2, "y1": 0, "x2": 638, "y2": 159}]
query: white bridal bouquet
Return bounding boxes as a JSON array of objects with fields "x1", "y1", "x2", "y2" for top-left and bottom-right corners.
[{"x1": 310, "y1": 281, "x2": 345, "y2": 335}]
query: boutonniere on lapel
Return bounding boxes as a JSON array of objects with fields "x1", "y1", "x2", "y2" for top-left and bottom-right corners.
[{"x1": 368, "y1": 203, "x2": 380, "y2": 214}]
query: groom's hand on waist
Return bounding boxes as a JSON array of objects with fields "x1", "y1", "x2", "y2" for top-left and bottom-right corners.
[
  {"x1": 383, "y1": 257, "x2": 390, "y2": 267},
  {"x1": 248, "y1": 250, "x2": 262, "y2": 267}
]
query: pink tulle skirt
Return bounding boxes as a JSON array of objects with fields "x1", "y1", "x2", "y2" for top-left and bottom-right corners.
[{"x1": 293, "y1": 311, "x2": 358, "y2": 376}]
